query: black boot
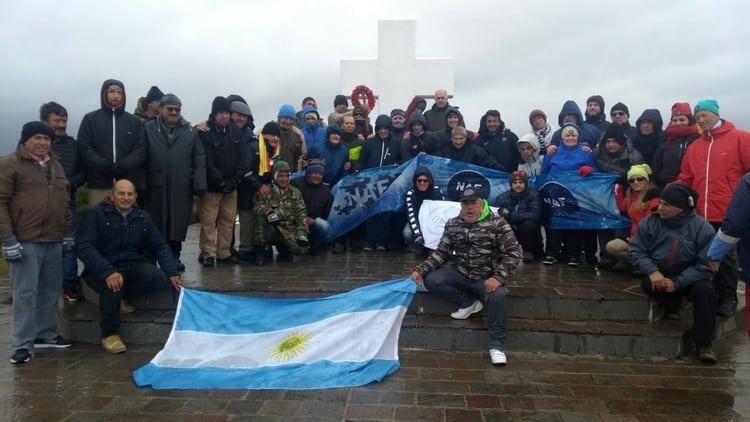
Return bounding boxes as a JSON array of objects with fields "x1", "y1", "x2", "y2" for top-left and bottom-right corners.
[{"x1": 253, "y1": 246, "x2": 266, "y2": 266}]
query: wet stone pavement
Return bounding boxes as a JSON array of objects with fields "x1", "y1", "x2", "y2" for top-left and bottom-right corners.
[{"x1": 2, "y1": 225, "x2": 750, "y2": 421}]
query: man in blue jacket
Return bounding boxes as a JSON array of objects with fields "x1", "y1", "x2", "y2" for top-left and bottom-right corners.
[
  {"x1": 76, "y1": 179, "x2": 181, "y2": 354},
  {"x1": 629, "y1": 183, "x2": 717, "y2": 363}
]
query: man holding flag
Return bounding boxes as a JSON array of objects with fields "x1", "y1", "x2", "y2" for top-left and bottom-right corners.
[{"x1": 410, "y1": 187, "x2": 522, "y2": 366}]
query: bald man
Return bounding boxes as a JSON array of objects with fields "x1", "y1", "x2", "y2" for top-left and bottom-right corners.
[{"x1": 76, "y1": 179, "x2": 181, "y2": 354}]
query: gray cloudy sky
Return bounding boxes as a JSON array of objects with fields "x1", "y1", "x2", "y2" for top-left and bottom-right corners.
[{"x1": 1, "y1": 0, "x2": 749, "y2": 154}]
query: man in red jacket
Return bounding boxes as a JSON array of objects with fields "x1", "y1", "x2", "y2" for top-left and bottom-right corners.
[{"x1": 676, "y1": 99, "x2": 750, "y2": 317}]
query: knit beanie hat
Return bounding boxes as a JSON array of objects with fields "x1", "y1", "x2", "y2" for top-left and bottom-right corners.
[
  {"x1": 306, "y1": 158, "x2": 325, "y2": 175},
  {"x1": 560, "y1": 123, "x2": 580, "y2": 138},
  {"x1": 160, "y1": 93, "x2": 181, "y2": 108},
  {"x1": 586, "y1": 95, "x2": 605, "y2": 110},
  {"x1": 528, "y1": 109, "x2": 547, "y2": 126},
  {"x1": 230, "y1": 101, "x2": 252, "y2": 117},
  {"x1": 334, "y1": 94, "x2": 348, "y2": 107},
  {"x1": 509, "y1": 170, "x2": 528, "y2": 186},
  {"x1": 374, "y1": 114, "x2": 391, "y2": 131},
  {"x1": 145, "y1": 86, "x2": 164, "y2": 104},
  {"x1": 671, "y1": 102, "x2": 692, "y2": 118},
  {"x1": 610, "y1": 102, "x2": 629, "y2": 117},
  {"x1": 353, "y1": 105, "x2": 369, "y2": 116},
  {"x1": 627, "y1": 164, "x2": 652, "y2": 182},
  {"x1": 326, "y1": 123, "x2": 343, "y2": 138},
  {"x1": 20, "y1": 121, "x2": 55, "y2": 144},
  {"x1": 261, "y1": 121, "x2": 281, "y2": 137},
  {"x1": 660, "y1": 183, "x2": 698, "y2": 211},
  {"x1": 211, "y1": 96, "x2": 231, "y2": 116},
  {"x1": 390, "y1": 109, "x2": 406, "y2": 120},
  {"x1": 602, "y1": 123, "x2": 627, "y2": 145},
  {"x1": 694, "y1": 99, "x2": 720, "y2": 116},
  {"x1": 277, "y1": 104, "x2": 296, "y2": 119},
  {"x1": 273, "y1": 160, "x2": 291, "y2": 182}
]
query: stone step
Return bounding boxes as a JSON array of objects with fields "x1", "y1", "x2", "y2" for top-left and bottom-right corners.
[
  {"x1": 58, "y1": 298, "x2": 744, "y2": 358},
  {"x1": 79, "y1": 281, "x2": 652, "y2": 322}
]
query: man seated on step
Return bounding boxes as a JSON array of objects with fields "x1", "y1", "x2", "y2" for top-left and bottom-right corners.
[
  {"x1": 410, "y1": 187, "x2": 522, "y2": 366},
  {"x1": 76, "y1": 179, "x2": 181, "y2": 354},
  {"x1": 629, "y1": 183, "x2": 717, "y2": 363}
]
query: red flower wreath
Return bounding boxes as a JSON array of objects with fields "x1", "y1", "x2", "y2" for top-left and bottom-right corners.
[{"x1": 350, "y1": 85, "x2": 376, "y2": 111}]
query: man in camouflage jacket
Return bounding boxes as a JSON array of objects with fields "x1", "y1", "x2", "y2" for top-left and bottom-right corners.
[
  {"x1": 411, "y1": 187, "x2": 522, "y2": 366},
  {"x1": 253, "y1": 160, "x2": 309, "y2": 265}
]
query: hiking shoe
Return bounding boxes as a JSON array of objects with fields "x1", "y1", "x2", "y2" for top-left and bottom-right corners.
[
  {"x1": 450, "y1": 300, "x2": 484, "y2": 320},
  {"x1": 217, "y1": 255, "x2": 239, "y2": 265},
  {"x1": 34, "y1": 335, "x2": 72, "y2": 349},
  {"x1": 202, "y1": 257, "x2": 215, "y2": 268},
  {"x1": 489, "y1": 349, "x2": 507, "y2": 366},
  {"x1": 63, "y1": 290, "x2": 81, "y2": 303},
  {"x1": 717, "y1": 298, "x2": 737, "y2": 317},
  {"x1": 567, "y1": 258, "x2": 580, "y2": 267},
  {"x1": 10, "y1": 348, "x2": 32, "y2": 364},
  {"x1": 375, "y1": 244, "x2": 387, "y2": 252},
  {"x1": 102, "y1": 335, "x2": 127, "y2": 354},
  {"x1": 697, "y1": 345, "x2": 717, "y2": 364},
  {"x1": 120, "y1": 300, "x2": 135, "y2": 314},
  {"x1": 664, "y1": 311, "x2": 682, "y2": 321},
  {"x1": 542, "y1": 256, "x2": 557, "y2": 265},
  {"x1": 362, "y1": 245, "x2": 374, "y2": 252}
]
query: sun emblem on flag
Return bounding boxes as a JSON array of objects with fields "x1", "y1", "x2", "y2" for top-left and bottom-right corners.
[{"x1": 268, "y1": 331, "x2": 313, "y2": 362}]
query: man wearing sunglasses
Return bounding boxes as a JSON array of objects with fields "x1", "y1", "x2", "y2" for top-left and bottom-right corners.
[
  {"x1": 608, "y1": 102, "x2": 638, "y2": 143},
  {"x1": 142, "y1": 94, "x2": 207, "y2": 271}
]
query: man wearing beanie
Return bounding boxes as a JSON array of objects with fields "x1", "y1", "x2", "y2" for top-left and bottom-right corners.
[
  {"x1": 630, "y1": 183, "x2": 718, "y2": 363},
  {"x1": 545, "y1": 100, "x2": 602, "y2": 155},
  {"x1": 276, "y1": 104, "x2": 306, "y2": 172},
  {"x1": 528, "y1": 109, "x2": 553, "y2": 154},
  {"x1": 677, "y1": 99, "x2": 750, "y2": 317},
  {"x1": 1, "y1": 122, "x2": 74, "y2": 364},
  {"x1": 609, "y1": 102, "x2": 638, "y2": 142},
  {"x1": 411, "y1": 187, "x2": 522, "y2": 365},
  {"x1": 295, "y1": 96, "x2": 326, "y2": 130},
  {"x1": 292, "y1": 158, "x2": 334, "y2": 255},
  {"x1": 494, "y1": 171, "x2": 544, "y2": 262},
  {"x1": 253, "y1": 161, "x2": 309, "y2": 265},
  {"x1": 142, "y1": 93, "x2": 207, "y2": 271},
  {"x1": 651, "y1": 102, "x2": 700, "y2": 187},
  {"x1": 41, "y1": 101, "x2": 86, "y2": 302},
  {"x1": 327, "y1": 94, "x2": 349, "y2": 126},
  {"x1": 134, "y1": 85, "x2": 164, "y2": 123},
  {"x1": 307, "y1": 124, "x2": 351, "y2": 186},
  {"x1": 390, "y1": 109, "x2": 408, "y2": 145},
  {"x1": 584, "y1": 95, "x2": 610, "y2": 133},
  {"x1": 78, "y1": 79, "x2": 145, "y2": 208},
  {"x1": 632, "y1": 109, "x2": 664, "y2": 165},
  {"x1": 475, "y1": 109, "x2": 521, "y2": 173},
  {"x1": 197, "y1": 96, "x2": 247, "y2": 267}
]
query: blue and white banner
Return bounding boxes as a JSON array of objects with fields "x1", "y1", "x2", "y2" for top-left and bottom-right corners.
[
  {"x1": 325, "y1": 155, "x2": 629, "y2": 241},
  {"x1": 133, "y1": 279, "x2": 416, "y2": 390}
]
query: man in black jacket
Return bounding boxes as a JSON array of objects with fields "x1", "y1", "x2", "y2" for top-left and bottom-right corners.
[
  {"x1": 77, "y1": 79, "x2": 145, "y2": 208},
  {"x1": 475, "y1": 110, "x2": 520, "y2": 173},
  {"x1": 77, "y1": 179, "x2": 181, "y2": 354},
  {"x1": 494, "y1": 171, "x2": 544, "y2": 262},
  {"x1": 42, "y1": 101, "x2": 86, "y2": 302}
]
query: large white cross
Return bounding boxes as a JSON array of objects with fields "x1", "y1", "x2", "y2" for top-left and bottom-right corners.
[{"x1": 340, "y1": 20, "x2": 455, "y2": 116}]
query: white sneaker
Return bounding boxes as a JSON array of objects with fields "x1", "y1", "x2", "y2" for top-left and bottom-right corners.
[
  {"x1": 450, "y1": 300, "x2": 483, "y2": 320},
  {"x1": 489, "y1": 349, "x2": 507, "y2": 366}
]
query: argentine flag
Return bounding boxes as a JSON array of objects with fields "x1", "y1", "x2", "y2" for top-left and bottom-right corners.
[{"x1": 133, "y1": 278, "x2": 416, "y2": 390}]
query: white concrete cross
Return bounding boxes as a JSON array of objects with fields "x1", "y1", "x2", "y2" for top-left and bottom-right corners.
[{"x1": 340, "y1": 20, "x2": 455, "y2": 116}]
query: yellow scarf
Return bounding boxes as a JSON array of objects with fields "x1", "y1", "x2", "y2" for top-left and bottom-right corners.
[{"x1": 258, "y1": 134, "x2": 280, "y2": 176}]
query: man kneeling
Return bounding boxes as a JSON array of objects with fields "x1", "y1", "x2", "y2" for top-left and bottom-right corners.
[
  {"x1": 76, "y1": 180, "x2": 181, "y2": 354},
  {"x1": 410, "y1": 188, "x2": 522, "y2": 365}
]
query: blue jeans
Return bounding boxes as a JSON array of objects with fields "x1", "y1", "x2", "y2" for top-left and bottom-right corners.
[
  {"x1": 10, "y1": 243, "x2": 63, "y2": 350},
  {"x1": 62, "y1": 197, "x2": 79, "y2": 291},
  {"x1": 424, "y1": 266, "x2": 508, "y2": 350}
]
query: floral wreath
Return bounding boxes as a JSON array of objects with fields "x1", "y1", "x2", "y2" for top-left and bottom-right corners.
[{"x1": 350, "y1": 84, "x2": 376, "y2": 111}]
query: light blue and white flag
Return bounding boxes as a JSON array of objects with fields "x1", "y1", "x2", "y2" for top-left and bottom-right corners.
[{"x1": 133, "y1": 279, "x2": 416, "y2": 390}]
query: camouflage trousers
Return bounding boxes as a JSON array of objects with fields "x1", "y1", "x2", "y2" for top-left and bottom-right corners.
[{"x1": 254, "y1": 219, "x2": 308, "y2": 255}]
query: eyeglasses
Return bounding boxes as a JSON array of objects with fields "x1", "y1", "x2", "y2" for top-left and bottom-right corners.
[
  {"x1": 416, "y1": 178, "x2": 430, "y2": 183},
  {"x1": 628, "y1": 177, "x2": 646, "y2": 183},
  {"x1": 611, "y1": 111, "x2": 626, "y2": 117},
  {"x1": 354, "y1": 112, "x2": 364, "y2": 117},
  {"x1": 165, "y1": 107, "x2": 181, "y2": 113}
]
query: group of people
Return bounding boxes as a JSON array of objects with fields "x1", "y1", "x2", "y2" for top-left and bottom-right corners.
[{"x1": 1, "y1": 80, "x2": 749, "y2": 367}]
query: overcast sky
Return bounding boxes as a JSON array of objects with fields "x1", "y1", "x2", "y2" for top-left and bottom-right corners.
[{"x1": 1, "y1": 0, "x2": 749, "y2": 154}]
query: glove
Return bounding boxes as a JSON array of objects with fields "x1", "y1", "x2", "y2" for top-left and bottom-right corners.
[
  {"x1": 414, "y1": 235, "x2": 424, "y2": 246},
  {"x1": 266, "y1": 211, "x2": 280, "y2": 226},
  {"x1": 62, "y1": 236, "x2": 75, "y2": 253},
  {"x1": 297, "y1": 235, "x2": 309, "y2": 248},
  {"x1": 498, "y1": 208, "x2": 511, "y2": 219},
  {"x1": 2, "y1": 237, "x2": 23, "y2": 261},
  {"x1": 578, "y1": 166, "x2": 594, "y2": 177}
]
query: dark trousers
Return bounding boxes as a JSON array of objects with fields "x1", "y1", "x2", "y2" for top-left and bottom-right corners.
[
  {"x1": 640, "y1": 277, "x2": 716, "y2": 346},
  {"x1": 545, "y1": 230, "x2": 583, "y2": 261},
  {"x1": 512, "y1": 220, "x2": 543, "y2": 257},
  {"x1": 168, "y1": 240, "x2": 182, "y2": 260},
  {"x1": 62, "y1": 198, "x2": 79, "y2": 291},
  {"x1": 424, "y1": 266, "x2": 508, "y2": 349},
  {"x1": 85, "y1": 262, "x2": 169, "y2": 338},
  {"x1": 711, "y1": 223, "x2": 739, "y2": 304},
  {"x1": 365, "y1": 212, "x2": 393, "y2": 248}
]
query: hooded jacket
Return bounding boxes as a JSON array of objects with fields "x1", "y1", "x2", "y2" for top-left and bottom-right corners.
[
  {"x1": 401, "y1": 112, "x2": 437, "y2": 160},
  {"x1": 199, "y1": 114, "x2": 247, "y2": 193},
  {"x1": 307, "y1": 126, "x2": 350, "y2": 186},
  {"x1": 77, "y1": 79, "x2": 145, "y2": 190},
  {"x1": 423, "y1": 100, "x2": 452, "y2": 132},
  {"x1": 594, "y1": 140, "x2": 645, "y2": 183},
  {"x1": 405, "y1": 167, "x2": 445, "y2": 243},
  {"x1": 300, "y1": 106, "x2": 327, "y2": 152},
  {"x1": 404, "y1": 96, "x2": 427, "y2": 126},
  {"x1": 475, "y1": 112, "x2": 520, "y2": 172},
  {"x1": 432, "y1": 107, "x2": 476, "y2": 152},
  {"x1": 652, "y1": 123, "x2": 700, "y2": 187},
  {"x1": 584, "y1": 95, "x2": 611, "y2": 133},
  {"x1": 516, "y1": 133, "x2": 544, "y2": 176},
  {"x1": 707, "y1": 172, "x2": 750, "y2": 283},
  {"x1": 548, "y1": 101, "x2": 602, "y2": 150},
  {"x1": 676, "y1": 119, "x2": 750, "y2": 222},
  {"x1": 356, "y1": 115, "x2": 401, "y2": 170},
  {"x1": 632, "y1": 109, "x2": 664, "y2": 165},
  {"x1": 542, "y1": 124, "x2": 598, "y2": 174}
]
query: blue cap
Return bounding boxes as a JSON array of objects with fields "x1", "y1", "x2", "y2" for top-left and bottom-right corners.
[
  {"x1": 694, "y1": 99, "x2": 719, "y2": 116},
  {"x1": 277, "y1": 104, "x2": 295, "y2": 119}
]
